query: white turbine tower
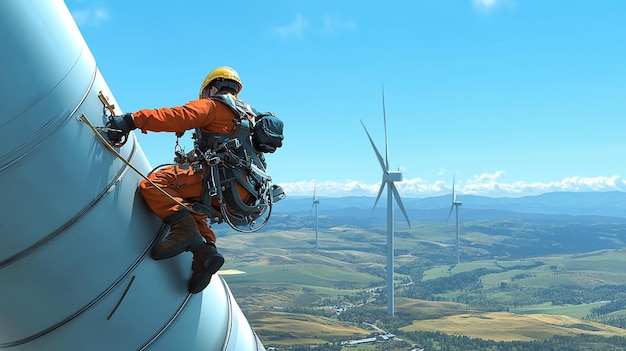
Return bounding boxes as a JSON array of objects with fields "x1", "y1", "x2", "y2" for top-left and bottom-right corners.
[
  {"x1": 361, "y1": 87, "x2": 411, "y2": 316},
  {"x1": 447, "y1": 174, "x2": 462, "y2": 264},
  {"x1": 310, "y1": 185, "x2": 320, "y2": 251}
]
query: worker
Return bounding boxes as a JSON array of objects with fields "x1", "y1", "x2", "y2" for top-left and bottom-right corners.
[{"x1": 105, "y1": 66, "x2": 282, "y2": 294}]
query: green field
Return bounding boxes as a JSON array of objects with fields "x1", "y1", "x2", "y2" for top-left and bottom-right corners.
[
  {"x1": 512, "y1": 302, "x2": 607, "y2": 319},
  {"x1": 216, "y1": 218, "x2": 626, "y2": 349},
  {"x1": 402, "y1": 311, "x2": 626, "y2": 342}
]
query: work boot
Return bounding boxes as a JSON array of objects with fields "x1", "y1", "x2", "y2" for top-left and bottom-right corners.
[
  {"x1": 151, "y1": 210, "x2": 206, "y2": 260},
  {"x1": 188, "y1": 242, "x2": 225, "y2": 294}
]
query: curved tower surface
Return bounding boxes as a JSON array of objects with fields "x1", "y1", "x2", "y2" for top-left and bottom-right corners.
[{"x1": 0, "y1": 1, "x2": 264, "y2": 350}]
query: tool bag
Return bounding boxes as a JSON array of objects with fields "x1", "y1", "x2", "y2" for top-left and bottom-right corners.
[{"x1": 253, "y1": 112, "x2": 283, "y2": 153}]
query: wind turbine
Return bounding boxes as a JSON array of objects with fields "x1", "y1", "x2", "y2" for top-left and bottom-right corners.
[
  {"x1": 310, "y1": 185, "x2": 320, "y2": 251},
  {"x1": 447, "y1": 174, "x2": 462, "y2": 264},
  {"x1": 361, "y1": 87, "x2": 411, "y2": 317}
]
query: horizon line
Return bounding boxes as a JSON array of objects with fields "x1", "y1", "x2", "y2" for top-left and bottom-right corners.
[{"x1": 279, "y1": 175, "x2": 626, "y2": 198}]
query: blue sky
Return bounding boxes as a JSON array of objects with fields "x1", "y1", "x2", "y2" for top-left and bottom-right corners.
[{"x1": 64, "y1": 0, "x2": 626, "y2": 198}]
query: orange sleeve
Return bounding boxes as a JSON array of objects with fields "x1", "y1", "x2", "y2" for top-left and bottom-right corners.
[{"x1": 131, "y1": 99, "x2": 221, "y2": 134}]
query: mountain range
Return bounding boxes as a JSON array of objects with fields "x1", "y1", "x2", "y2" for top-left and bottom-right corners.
[{"x1": 271, "y1": 191, "x2": 626, "y2": 220}]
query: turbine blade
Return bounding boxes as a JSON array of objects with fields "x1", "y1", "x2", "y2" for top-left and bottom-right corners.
[
  {"x1": 360, "y1": 120, "x2": 388, "y2": 172},
  {"x1": 447, "y1": 204, "x2": 454, "y2": 220},
  {"x1": 372, "y1": 182, "x2": 386, "y2": 214},
  {"x1": 310, "y1": 184, "x2": 316, "y2": 215},
  {"x1": 452, "y1": 174, "x2": 456, "y2": 202},
  {"x1": 382, "y1": 85, "x2": 389, "y2": 169},
  {"x1": 391, "y1": 184, "x2": 411, "y2": 228}
]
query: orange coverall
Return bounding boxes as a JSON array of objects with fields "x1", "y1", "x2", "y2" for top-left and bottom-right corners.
[{"x1": 131, "y1": 98, "x2": 242, "y2": 243}]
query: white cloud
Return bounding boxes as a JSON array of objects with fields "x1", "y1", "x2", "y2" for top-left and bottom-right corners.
[
  {"x1": 270, "y1": 14, "x2": 310, "y2": 39},
  {"x1": 322, "y1": 14, "x2": 356, "y2": 35},
  {"x1": 71, "y1": 8, "x2": 109, "y2": 26},
  {"x1": 278, "y1": 174, "x2": 626, "y2": 198},
  {"x1": 270, "y1": 13, "x2": 355, "y2": 39},
  {"x1": 473, "y1": 0, "x2": 500, "y2": 13},
  {"x1": 467, "y1": 170, "x2": 506, "y2": 183},
  {"x1": 281, "y1": 180, "x2": 377, "y2": 197}
]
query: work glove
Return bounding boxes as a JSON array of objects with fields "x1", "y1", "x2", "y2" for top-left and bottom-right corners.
[{"x1": 106, "y1": 113, "x2": 136, "y2": 145}]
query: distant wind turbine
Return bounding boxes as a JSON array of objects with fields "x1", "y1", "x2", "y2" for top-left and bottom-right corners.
[
  {"x1": 361, "y1": 86, "x2": 411, "y2": 317},
  {"x1": 310, "y1": 185, "x2": 320, "y2": 251},
  {"x1": 447, "y1": 174, "x2": 462, "y2": 264}
]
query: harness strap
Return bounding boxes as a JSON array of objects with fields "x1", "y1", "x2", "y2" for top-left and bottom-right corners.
[{"x1": 190, "y1": 94, "x2": 276, "y2": 232}]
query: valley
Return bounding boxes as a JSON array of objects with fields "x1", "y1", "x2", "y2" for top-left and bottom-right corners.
[{"x1": 217, "y1": 202, "x2": 626, "y2": 350}]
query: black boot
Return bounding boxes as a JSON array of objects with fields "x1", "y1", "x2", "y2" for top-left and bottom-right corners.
[
  {"x1": 188, "y1": 242, "x2": 225, "y2": 294},
  {"x1": 151, "y1": 210, "x2": 206, "y2": 260}
]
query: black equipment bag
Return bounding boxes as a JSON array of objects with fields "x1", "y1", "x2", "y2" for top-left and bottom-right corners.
[{"x1": 253, "y1": 113, "x2": 284, "y2": 153}]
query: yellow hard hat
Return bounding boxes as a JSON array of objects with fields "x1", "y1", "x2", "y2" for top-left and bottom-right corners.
[{"x1": 199, "y1": 66, "x2": 243, "y2": 98}]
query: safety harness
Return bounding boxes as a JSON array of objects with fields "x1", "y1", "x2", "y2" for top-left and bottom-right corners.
[{"x1": 177, "y1": 94, "x2": 285, "y2": 232}]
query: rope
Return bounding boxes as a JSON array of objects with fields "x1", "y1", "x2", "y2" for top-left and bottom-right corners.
[{"x1": 78, "y1": 113, "x2": 198, "y2": 214}]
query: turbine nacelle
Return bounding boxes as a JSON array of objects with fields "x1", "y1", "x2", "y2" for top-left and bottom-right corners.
[{"x1": 384, "y1": 170, "x2": 403, "y2": 183}]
